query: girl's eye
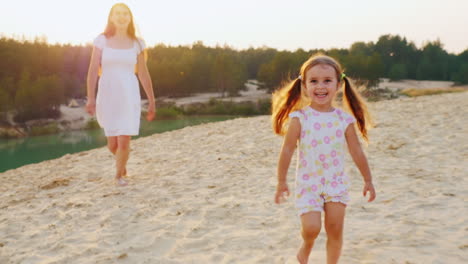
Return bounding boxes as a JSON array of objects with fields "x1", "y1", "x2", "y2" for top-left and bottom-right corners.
[{"x1": 310, "y1": 80, "x2": 317, "y2": 83}]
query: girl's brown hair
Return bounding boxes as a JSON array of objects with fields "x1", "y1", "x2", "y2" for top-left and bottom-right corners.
[{"x1": 271, "y1": 53, "x2": 371, "y2": 141}]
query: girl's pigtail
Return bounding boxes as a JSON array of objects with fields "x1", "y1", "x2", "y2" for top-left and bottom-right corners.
[
  {"x1": 272, "y1": 78, "x2": 303, "y2": 135},
  {"x1": 342, "y1": 76, "x2": 372, "y2": 142}
]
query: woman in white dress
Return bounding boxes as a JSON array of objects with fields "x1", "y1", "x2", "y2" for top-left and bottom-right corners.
[{"x1": 86, "y1": 3, "x2": 155, "y2": 186}]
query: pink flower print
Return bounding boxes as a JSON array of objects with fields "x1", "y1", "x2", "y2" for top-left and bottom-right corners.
[
  {"x1": 312, "y1": 111, "x2": 320, "y2": 116},
  {"x1": 309, "y1": 199, "x2": 317, "y2": 205},
  {"x1": 331, "y1": 181, "x2": 338, "y2": 188},
  {"x1": 336, "y1": 129, "x2": 343, "y2": 138},
  {"x1": 331, "y1": 150, "x2": 337, "y2": 157},
  {"x1": 301, "y1": 131, "x2": 306, "y2": 139},
  {"x1": 299, "y1": 151, "x2": 304, "y2": 159},
  {"x1": 323, "y1": 163, "x2": 329, "y2": 170},
  {"x1": 333, "y1": 159, "x2": 340, "y2": 166},
  {"x1": 300, "y1": 188, "x2": 307, "y2": 195},
  {"x1": 324, "y1": 136, "x2": 331, "y2": 144},
  {"x1": 314, "y1": 122, "x2": 321, "y2": 130},
  {"x1": 336, "y1": 109, "x2": 342, "y2": 115},
  {"x1": 311, "y1": 139, "x2": 318, "y2": 148},
  {"x1": 319, "y1": 154, "x2": 326, "y2": 162},
  {"x1": 320, "y1": 177, "x2": 326, "y2": 185},
  {"x1": 301, "y1": 159, "x2": 307, "y2": 167},
  {"x1": 346, "y1": 117, "x2": 354, "y2": 124},
  {"x1": 339, "y1": 116, "x2": 344, "y2": 121},
  {"x1": 327, "y1": 122, "x2": 333, "y2": 128},
  {"x1": 311, "y1": 184, "x2": 318, "y2": 192},
  {"x1": 302, "y1": 174, "x2": 310, "y2": 181}
]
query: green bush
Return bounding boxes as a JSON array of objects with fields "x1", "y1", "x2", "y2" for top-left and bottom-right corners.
[
  {"x1": 85, "y1": 119, "x2": 100, "y2": 130},
  {"x1": 155, "y1": 106, "x2": 184, "y2": 119},
  {"x1": 257, "y1": 98, "x2": 272, "y2": 114},
  {"x1": 182, "y1": 99, "x2": 270, "y2": 116}
]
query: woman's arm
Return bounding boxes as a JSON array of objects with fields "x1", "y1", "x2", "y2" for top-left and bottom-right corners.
[
  {"x1": 345, "y1": 124, "x2": 376, "y2": 202},
  {"x1": 86, "y1": 46, "x2": 102, "y2": 115},
  {"x1": 275, "y1": 117, "x2": 301, "y2": 204},
  {"x1": 137, "y1": 52, "x2": 156, "y2": 121}
]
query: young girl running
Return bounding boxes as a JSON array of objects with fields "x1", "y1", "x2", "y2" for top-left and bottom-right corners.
[{"x1": 272, "y1": 54, "x2": 376, "y2": 264}]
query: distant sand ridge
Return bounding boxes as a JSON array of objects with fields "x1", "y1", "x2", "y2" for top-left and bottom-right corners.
[{"x1": 1, "y1": 92, "x2": 467, "y2": 263}]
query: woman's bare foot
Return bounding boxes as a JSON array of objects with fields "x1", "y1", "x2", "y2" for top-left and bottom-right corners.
[
  {"x1": 115, "y1": 177, "x2": 128, "y2": 186},
  {"x1": 296, "y1": 243, "x2": 312, "y2": 264}
]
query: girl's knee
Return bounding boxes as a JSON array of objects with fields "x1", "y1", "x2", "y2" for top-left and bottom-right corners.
[
  {"x1": 302, "y1": 222, "x2": 321, "y2": 240},
  {"x1": 325, "y1": 222, "x2": 343, "y2": 239}
]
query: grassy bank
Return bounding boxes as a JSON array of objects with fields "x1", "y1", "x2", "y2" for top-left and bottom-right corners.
[{"x1": 145, "y1": 98, "x2": 272, "y2": 119}]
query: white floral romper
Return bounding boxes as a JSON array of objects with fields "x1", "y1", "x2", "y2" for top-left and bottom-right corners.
[{"x1": 289, "y1": 106, "x2": 356, "y2": 215}]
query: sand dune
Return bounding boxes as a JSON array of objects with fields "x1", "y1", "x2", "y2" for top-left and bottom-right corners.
[{"x1": 1, "y1": 92, "x2": 467, "y2": 263}]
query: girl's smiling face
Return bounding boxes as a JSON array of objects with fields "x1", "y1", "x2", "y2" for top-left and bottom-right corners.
[
  {"x1": 110, "y1": 5, "x2": 131, "y2": 30},
  {"x1": 304, "y1": 64, "x2": 340, "y2": 111}
]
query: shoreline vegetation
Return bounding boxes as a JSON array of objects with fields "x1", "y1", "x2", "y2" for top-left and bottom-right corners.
[
  {"x1": 1, "y1": 33, "x2": 468, "y2": 137},
  {"x1": 0, "y1": 79, "x2": 467, "y2": 139}
]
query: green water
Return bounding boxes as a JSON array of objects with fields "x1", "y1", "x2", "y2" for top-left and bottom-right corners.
[{"x1": 0, "y1": 116, "x2": 235, "y2": 173}]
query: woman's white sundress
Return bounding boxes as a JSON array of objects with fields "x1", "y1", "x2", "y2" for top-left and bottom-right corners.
[{"x1": 93, "y1": 34, "x2": 145, "y2": 137}]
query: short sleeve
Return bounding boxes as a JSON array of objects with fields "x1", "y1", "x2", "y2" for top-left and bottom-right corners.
[
  {"x1": 289, "y1": 111, "x2": 301, "y2": 121},
  {"x1": 288, "y1": 110, "x2": 303, "y2": 127},
  {"x1": 93, "y1": 34, "x2": 106, "y2": 50},
  {"x1": 342, "y1": 111, "x2": 356, "y2": 126},
  {"x1": 136, "y1": 38, "x2": 146, "y2": 54}
]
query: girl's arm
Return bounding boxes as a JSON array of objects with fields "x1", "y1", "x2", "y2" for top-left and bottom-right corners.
[
  {"x1": 86, "y1": 46, "x2": 102, "y2": 116},
  {"x1": 345, "y1": 124, "x2": 376, "y2": 202},
  {"x1": 275, "y1": 117, "x2": 301, "y2": 204},
  {"x1": 137, "y1": 52, "x2": 156, "y2": 121}
]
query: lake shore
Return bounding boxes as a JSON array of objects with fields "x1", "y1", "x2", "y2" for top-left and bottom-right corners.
[
  {"x1": 1, "y1": 91, "x2": 467, "y2": 263},
  {"x1": 1, "y1": 79, "x2": 467, "y2": 139}
]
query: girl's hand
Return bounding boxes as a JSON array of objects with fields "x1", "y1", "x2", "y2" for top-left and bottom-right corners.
[
  {"x1": 146, "y1": 104, "x2": 156, "y2": 121},
  {"x1": 363, "y1": 182, "x2": 376, "y2": 202},
  {"x1": 86, "y1": 101, "x2": 96, "y2": 116},
  {"x1": 275, "y1": 182, "x2": 290, "y2": 204}
]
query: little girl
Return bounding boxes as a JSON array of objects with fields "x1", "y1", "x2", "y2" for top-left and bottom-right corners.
[{"x1": 272, "y1": 54, "x2": 376, "y2": 264}]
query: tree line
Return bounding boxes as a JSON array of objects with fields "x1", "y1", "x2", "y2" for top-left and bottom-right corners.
[{"x1": 0, "y1": 34, "x2": 467, "y2": 122}]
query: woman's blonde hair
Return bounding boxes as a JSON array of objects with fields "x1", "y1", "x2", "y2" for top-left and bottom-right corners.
[
  {"x1": 271, "y1": 53, "x2": 372, "y2": 141},
  {"x1": 100, "y1": 3, "x2": 147, "y2": 74}
]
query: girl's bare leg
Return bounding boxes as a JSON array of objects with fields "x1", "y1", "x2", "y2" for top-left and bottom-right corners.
[
  {"x1": 297, "y1": 211, "x2": 321, "y2": 264},
  {"x1": 324, "y1": 202, "x2": 346, "y2": 264}
]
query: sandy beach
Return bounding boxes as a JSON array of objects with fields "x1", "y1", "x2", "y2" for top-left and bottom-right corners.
[{"x1": 1, "y1": 91, "x2": 467, "y2": 263}]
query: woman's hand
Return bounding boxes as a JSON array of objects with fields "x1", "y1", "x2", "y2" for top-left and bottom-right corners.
[
  {"x1": 86, "y1": 100, "x2": 96, "y2": 116},
  {"x1": 363, "y1": 181, "x2": 376, "y2": 202},
  {"x1": 275, "y1": 181, "x2": 290, "y2": 204},
  {"x1": 146, "y1": 103, "x2": 155, "y2": 121}
]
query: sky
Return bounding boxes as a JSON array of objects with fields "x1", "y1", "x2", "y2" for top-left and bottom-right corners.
[{"x1": 1, "y1": 0, "x2": 467, "y2": 54}]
